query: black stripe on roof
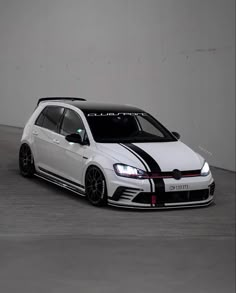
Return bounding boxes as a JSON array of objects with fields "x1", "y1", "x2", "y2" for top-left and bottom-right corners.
[{"x1": 72, "y1": 102, "x2": 143, "y2": 113}]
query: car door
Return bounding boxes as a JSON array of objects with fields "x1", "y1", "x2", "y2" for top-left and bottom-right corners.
[
  {"x1": 32, "y1": 105, "x2": 64, "y2": 173},
  {"x1": 51, "y1": 108, "x2": 88, "y2": 187}
]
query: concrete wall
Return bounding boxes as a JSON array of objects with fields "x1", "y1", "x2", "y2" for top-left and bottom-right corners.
[{"x1": 0, "y1": 0, "x2": 235, "y2": 171}]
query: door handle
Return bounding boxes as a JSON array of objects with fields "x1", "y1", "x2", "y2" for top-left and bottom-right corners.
[
  {"x1": 32, "y1": 131, "x2": 38, "y2": 136},
  {"x1": 53, "y1": 139, "x2": 60, "y2": 144}
]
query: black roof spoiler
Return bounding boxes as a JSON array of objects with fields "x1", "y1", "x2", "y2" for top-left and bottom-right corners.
[{"x1": 37, "y1": 97, "x2": 86, "y2": 106}]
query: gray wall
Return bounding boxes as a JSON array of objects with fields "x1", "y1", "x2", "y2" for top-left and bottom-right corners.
[{"x1": 0, "y1": 0, "x2": 235, "y2": 171}]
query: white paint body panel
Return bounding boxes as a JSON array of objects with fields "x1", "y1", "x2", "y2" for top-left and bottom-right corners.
[
  {"x1": 96, "y1": 141, "x2": 204, "y2": 171},
  {"x1": 20, "y1": 100, "x2": 215, "y2": 209}
]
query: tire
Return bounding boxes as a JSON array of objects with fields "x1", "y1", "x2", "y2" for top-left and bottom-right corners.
[
  {"x1": 85, "y1": 166, "x2": 107, "y2": 206},
  {"x1": 19, "y1": 144, "x2": 35, "y2": 177}
]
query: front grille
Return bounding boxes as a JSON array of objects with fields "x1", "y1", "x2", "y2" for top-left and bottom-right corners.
[
  {"x1": 132, "y1": 189, "x2": 209, "y2": 204},
  {"x1": 147, "y1": 169, "x2": 201, "y2": 179}
]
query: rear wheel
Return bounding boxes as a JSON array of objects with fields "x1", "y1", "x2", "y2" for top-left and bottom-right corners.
[
  {"x1": 85, "y1": 166, "x2": 107, "y2": 206},
  {"x1": 19, "y1": 144, "x2": 35, "y2": 177}
]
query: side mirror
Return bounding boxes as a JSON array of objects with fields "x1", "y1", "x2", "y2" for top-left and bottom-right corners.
[
  {"x1": 65, "y1": 133, "x2": 83, "y2": 144},
  {"x1": 172, "y1": 131, "x2": 181, "y2": 140}
]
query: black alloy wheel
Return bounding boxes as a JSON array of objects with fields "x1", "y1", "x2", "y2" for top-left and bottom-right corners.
[
  {"x1": 85, "y1": 166, "x2": 107, "y2": 206},
  {"x1": 19, "y1": 144, "x2": 35, "y2": 177}
]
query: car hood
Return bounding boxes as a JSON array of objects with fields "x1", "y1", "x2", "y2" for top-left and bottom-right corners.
[{"x1": 96, "y1": 141, "x2": 204, "y2": 171}]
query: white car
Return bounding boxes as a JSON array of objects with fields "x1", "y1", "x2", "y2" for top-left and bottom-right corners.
[{"x1": 19, "y1": 97, "x2": 215, "y2": 209}]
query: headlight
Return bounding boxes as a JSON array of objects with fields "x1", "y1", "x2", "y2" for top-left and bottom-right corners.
[
  {"x1": 201, "y1": 161, "x2": 210, "y2": 176},
  {"x1": 113, "y1": 164, "x2": 148, "y2": 179}
]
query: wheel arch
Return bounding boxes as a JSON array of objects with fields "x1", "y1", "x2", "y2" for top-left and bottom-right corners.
[
  {"x1": 19, "y1": 143, "x2": 35, "y2": 177},
  {"x1": 82, "y1": 156, "x2": 113, "y2": 188},
  {"x1": 20, "y1": 140, "x2": 37, "y2": 164},
  {"x1": 84, "y1": 164, "x2": 108, "y2": 206}
]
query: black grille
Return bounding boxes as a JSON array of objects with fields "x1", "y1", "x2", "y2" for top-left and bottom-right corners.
[
  {"x1": 147, "y1": 169, "x2": 201, "y2": 179},
  {"x1": 110, "y1": 186, "x2": 141, "y2": 201},
  {"x1": 132, "y1": 189, "x2": 209, "y2": 204},
  {"x1": 209, "y1": 182, "x2": 215, "y2": 195}
]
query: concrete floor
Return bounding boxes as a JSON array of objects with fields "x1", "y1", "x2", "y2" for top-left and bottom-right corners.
[{"x1": 0, "y1": 125, "x2": 235, "y2": 293}]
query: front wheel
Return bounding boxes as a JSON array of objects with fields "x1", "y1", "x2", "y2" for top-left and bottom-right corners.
[
  {"x1": 85, "y1": 166, "x2": 107, "y2": 206},
  {"x1": 19, "y1": 144, "x2": 35, "y2": 177}
]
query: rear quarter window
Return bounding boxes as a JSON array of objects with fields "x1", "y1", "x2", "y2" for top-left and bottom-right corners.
[{"x1": 35, "y1": 107, "x2": 47, "y2": 126}]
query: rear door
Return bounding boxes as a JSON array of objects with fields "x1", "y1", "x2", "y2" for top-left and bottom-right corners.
[{"x1": 32, "y1": 105, "x2": 64, "y2": 173}]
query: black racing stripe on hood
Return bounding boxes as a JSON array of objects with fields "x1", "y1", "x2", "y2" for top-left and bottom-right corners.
[
  {"x1": 123, "y1": 143, "x2": 165, "y2": 194},
  {"x1": 119, "y1": 144, "x2": 149, "y2": 172},
  {"x1": 124, "y1": 143, "x2": 161, "y2": 172}
]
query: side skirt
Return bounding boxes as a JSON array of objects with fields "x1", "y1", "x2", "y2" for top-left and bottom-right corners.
[{"x1": 35, "y1": 170, "x2": 86, "y2": 197}]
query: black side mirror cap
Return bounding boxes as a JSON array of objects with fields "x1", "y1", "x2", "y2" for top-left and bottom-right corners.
[
  {"x1": 172, "y1": 131, "x2": 181, "y2": 140},
  {"x1": 65, "y1": 133, "x2": 83, "y2": 144}
]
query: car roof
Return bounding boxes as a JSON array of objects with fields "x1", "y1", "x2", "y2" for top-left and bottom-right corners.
[
  {"x1": 70, "y1": 101, "x2": 143, "y2": 113},
  {"x1": 40, "y1": 98, "x2": 144, "y2": 113}
]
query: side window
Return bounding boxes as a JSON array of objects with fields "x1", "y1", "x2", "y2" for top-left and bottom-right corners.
[
  {"x1": 60, "y1": 109, "x2": 86, "y2": 139},
  {"x1": 42, "y1": 106, "x2": 64, "y2": 132},
  {"x1": 35, "y1": 107, "x2": 47, "y2": 127}
]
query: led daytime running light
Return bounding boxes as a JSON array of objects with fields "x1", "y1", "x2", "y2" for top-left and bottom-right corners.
[
  {"x1": 114, "y1": 164, "x2": 147, "y2": 179},
  {"x1": 201, "y1": 162, "x2": 210, "y2": 176}
]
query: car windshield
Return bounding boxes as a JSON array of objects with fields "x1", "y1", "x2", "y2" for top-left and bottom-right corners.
[{"x1": 86, "y1": 112, "x2": 176, "y2": 143}]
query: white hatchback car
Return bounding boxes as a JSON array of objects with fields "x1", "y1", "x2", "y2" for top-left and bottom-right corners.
[{"x1": 19, "y1": 97, "x2": 215, "y2": 209}]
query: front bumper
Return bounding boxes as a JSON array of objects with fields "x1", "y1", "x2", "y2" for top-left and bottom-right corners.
[{"x1": 105, "y1": 169, "x2": 215, "y2": 209}]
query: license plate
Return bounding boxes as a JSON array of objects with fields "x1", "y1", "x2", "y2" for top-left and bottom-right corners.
[{"x1": 169, "y1": 184, "x2": 189, "y2": 191}]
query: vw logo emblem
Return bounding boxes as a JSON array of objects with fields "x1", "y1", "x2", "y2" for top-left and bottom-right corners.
[{"x1": 173, "y1": 169, "x2": 182, "y2": 180}]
